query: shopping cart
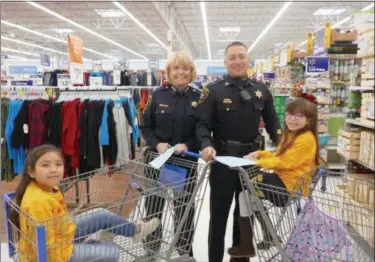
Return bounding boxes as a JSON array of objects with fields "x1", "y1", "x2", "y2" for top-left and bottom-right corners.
[
  {"x1": 3, "y1": 148, "x2": 211, "y2": 262},
  {"x1": 236, "y1": 165, "x2": 375, "y2": 262}
]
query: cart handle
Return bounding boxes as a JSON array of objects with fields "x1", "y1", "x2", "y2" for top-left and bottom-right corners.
[{"x1": 181, "y1": 151, "x2": 201, "y2": 158}]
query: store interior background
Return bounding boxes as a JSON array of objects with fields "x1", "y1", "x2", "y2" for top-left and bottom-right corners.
[{"x1": 1, "y1": 1, "x2": 375, "y2": 262}]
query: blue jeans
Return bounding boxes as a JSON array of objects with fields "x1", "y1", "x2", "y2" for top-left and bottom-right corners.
[{"x1": 69, "y1": 208, "x2": 136, "y2": 262}]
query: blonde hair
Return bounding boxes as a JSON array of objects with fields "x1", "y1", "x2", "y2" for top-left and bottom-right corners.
[{"x1": 165, "y1": 51, "x2": 197, "y2": 83}]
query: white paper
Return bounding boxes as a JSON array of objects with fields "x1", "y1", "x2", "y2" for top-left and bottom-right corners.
[
  {"x1": 214, "y1": 156, "x2": 256, "y2": 168},
  {"x1": 70, "y1": 63, "x2": 84, "y2": 84},
  {"x1": 149, "y1": 146, "x2": 176, "y2": 169},
  {"x1": 113, "y1": 70, "x2": 121, "y2": 85},
  {"x1": 90, "y1": 77, "x2": 103, "y2": 87}
]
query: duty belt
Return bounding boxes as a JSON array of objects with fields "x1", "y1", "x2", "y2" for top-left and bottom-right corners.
[{"x1": 216, "y1": 135, "x2": 264, "y2": 156}]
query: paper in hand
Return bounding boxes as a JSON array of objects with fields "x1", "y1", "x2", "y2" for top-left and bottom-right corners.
[
  {"x1": 214, "y1": 156, "x2": 256, "y2": 168},
  {"x1": 149, "y1": 146, "x2": 176, "y2": 169}
]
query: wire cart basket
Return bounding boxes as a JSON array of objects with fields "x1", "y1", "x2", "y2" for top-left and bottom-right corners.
[
  {"x1": 237, "y1": 165, "x2": 375, "y2": 262},
  {"x1": 3, "y1": 147, "x2": 211, "y2": 262}
]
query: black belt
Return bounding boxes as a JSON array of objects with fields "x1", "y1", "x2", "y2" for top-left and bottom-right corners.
[{"x1": 215, "y1": 135, "x2": 264, "y2": 156}]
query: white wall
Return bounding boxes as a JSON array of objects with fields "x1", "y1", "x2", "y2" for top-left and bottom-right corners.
[{"x1": 4, "y1": 59, "x2": 227, "y2": 76}]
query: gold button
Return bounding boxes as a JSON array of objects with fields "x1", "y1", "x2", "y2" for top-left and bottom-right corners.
[
  {"x1": 226, "y1": 108, "x2": 229, "y2": 111},
  {"x1": 161, "y1": 110, "x2": 164, "y2": 113}
]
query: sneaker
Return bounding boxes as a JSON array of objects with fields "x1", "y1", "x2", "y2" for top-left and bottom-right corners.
[{"x1": 132, "y1": 218, "x2": 160, "y2": 243}]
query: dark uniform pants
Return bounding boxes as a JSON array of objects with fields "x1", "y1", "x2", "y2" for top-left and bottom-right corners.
[
  {"x1": 143, "y1": 150, "x2": 196, "y2": 257},
  {"x1": 209, "y1": 162, "x2": 248, "y2": 262}
]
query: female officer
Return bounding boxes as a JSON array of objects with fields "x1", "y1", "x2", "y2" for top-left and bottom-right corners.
[{"x1": 140, "y1": 51, "x2": 200, "y2": 260}]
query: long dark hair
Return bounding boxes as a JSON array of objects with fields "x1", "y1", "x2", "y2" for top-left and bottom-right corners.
[
  {"x1": 10, "y1": 144, "x2": 63, "y2": 231},
  {"x1": 276, "y1": 98, "x2": 320, "y2": 165}
]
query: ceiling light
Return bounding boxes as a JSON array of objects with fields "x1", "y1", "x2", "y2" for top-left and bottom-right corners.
[
  {"x1": 113, "y1": 2, "x2": 167, "y2": 49},
  {"x1": 1, "y1": 47, "x2": 40, "y2": 57},
  {"x1": 95, "y1": 9, "x2": 125, "y2": 18},
  {"x1": 313, "y1": 8, "x2": 346, "y2": 16},
  {"x1": 200, "y1": 2, "x2": 212, "y2": 60},
  {"x1": 1, "y1": 20, "x2": 117, "y2": 60},
  {"x1": 6, "y1": 54, "x2": 28, "y2": 60},
  {"x1": 26, "y1": 1, "x2": 147, "y2": 60},
  {"x1": 248, "y1": 2, "x2": 292, "y2": 53},
  {"x1": 52, "y1": 28, "x2": 74, "y2": 34},
  {"x1": 299, "y1": 2, "x2": 374, "y2": 47},
  {"x1": 219, "y1": 27, "x2": 241, "y2": 33}
]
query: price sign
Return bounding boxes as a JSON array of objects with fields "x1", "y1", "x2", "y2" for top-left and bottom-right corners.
[
  {"x1": 57, "y1": 74, "x2": 71, "y2": 88},
  {"x1": 70, "y1": 63, "x2": 84, "y2": 84},
  {"x1": 113, "y1": 70, "x2": 121, "y2": 85},
  {"x1": 148, "y1": 60, "x2": 159, "y2": 70},
  {"x1": 119, "y1": 60, "x2": 129, "y2": 69},
  {"x1": 30, "y1": 74, "x2": 43, "y2": 86},
  {"x1": 90, "y1": 77, "x2": 103, "y2": 87}
]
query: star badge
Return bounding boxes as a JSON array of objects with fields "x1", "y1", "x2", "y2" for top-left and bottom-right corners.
[
  {"x1": 255, "y1": 90, "x2": 262, "y2": 98},
  {"x1": 191, "y1": 101, "x2": 198, "y2": 108}
]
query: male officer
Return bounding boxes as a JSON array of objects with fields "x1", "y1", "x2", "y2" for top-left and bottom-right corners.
[{"x1": 196, "y1": 42, "x2": 281, "y2": 262}]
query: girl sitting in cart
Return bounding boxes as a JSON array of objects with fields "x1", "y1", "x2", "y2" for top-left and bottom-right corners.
[
  {"x1": 10, "y1": 144, "x2": 160, "y2": 262},
  {"x1": 228, "y1": 94, "x2": 319, "y2": 258}
]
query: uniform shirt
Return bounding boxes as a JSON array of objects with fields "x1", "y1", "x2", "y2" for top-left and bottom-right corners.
[
  {"x1": 19, "y1": 182, "x2": 76, "y2": 262},
  {"x1": 196, "y1": 76, "x2": 281, "y2": 150},
  {"x1": 140, "y1": 85, "x2": 201, "y2": 152},
  {"x1": 256, "y1": 131, "x2": 317, "y2": 195}
]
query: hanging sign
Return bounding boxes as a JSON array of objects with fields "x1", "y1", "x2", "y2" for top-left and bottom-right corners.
[
  {"x1": 324, "y1": 21, "x2": 332, "y2": 48},
  {"x1": 307, "y1": 32, "x2": 314, "y2": 56},
  {"x1": 90, "y1": 76, "x2": 103, "y2": 87},
  {"x1": 9, "y1": 66, "x2": 37, "y2": 75},
  {"x1": 305, "y1": 56, "x2": 330, "y2": 75},
  {"x1": 119, "y1": 60, "x2": 129, "y2": 69},
  {"x1": 57, "y1": 74, "x2": 71, "y2": 88},
  {"x1": 148, "y1": 60, "x2": 159, "y2": 70},
  {"x1": 68, "y1": 35, "x2": 83, "y2": 64},
  {"x1": 92, "y1": 60, "x2": 102, "y2": 72},
  {"x1": 1, "y1": 54, "x2": 8, "y2": 65},
  {"x1": 10, "y1": 80, "x2": 33, "y2": 86},
  {"x1": 113, "y1": 70, "x2": 121, "y2": 85},
  {"x1": 40, "y1": 54, "x2": 51, "y2": 67},
  {"x1": 70, "y1": 63, "x2": 84, "y2": 84},
  {"x1": 30, "y1": 74, "x2": 43, "y2": 86},
  {"x1": 207, "y1": 66, "x2": 227, "y2": 75}
]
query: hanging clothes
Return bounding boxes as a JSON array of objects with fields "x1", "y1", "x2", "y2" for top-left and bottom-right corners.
[
  {"x1": 102, "y1": 101, "x2": 118, "y2": 165},
  {"x1": 112, "y1": 101, "x2": 129, "y2": 164},
  {"x1": 5, "y1": 100, "x2": 26, "y2": 174},
  {"x1": 1, "y1": 98, "x2": 14, "y2": 181},
  {"x1": 11, "y1": 100, "x2": 30, "y2": 150},
  {"x1": 28, "y1": 99, "x2": 51, "y2": 149},
  {"x1": 48, "y1": 102, "x2": 63, "y2": 148}
]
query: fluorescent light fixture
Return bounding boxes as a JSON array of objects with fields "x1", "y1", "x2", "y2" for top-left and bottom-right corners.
[
  {"x1": 200, "y1": 2, "x2": 212, "y2": 60},
  {"x1": 113, "y1": 2, "x2": 167, "y2": 49},
  {"x1": 26, "y1": 1, "x2": 147, "y2": 60},
  {"x1": 1, "y1": 47, "x2": 40, "y2": 57},
  {"x1": 299, "y1": 2, "x2": 374, "y2": 47},
  {"x1": 1, "y1": 20, "x2": 117, "y2": 60},
  {"x1": 313, "y1": 8, "x2": 346, "y2": 16},
  {"x1": 1, "y1": 36, "x2": 67, "y2": 56},
  {"x1": 361, "y1": 2, "x2": 374, "y2": 11},
  {"x1": 95, "y1": 9, "x2": 125, "y2": 18},
  {"x1": 52, "y1": 28, "x2": 74, "y2": 33},
  {"x1": 248, "y1": 2, "x2": 292, "y2": 53},
  {"x1": 219, "y1": 27, "x2": 241, "y2": 33},
  {"x1": 6, "y1": 54, "x2": 28, "y2": 60}
]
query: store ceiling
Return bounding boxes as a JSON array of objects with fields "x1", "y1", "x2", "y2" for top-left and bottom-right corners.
[{"x1": 1, "y1": 1, "x2": 372, "y2": 62}]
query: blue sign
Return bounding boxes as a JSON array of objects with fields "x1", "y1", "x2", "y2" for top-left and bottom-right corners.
[
  {"x1": 306, "y1": 56, "x2": 329, "y2": 74},
  {"x1": 10, "y1": 80, "x2": 33, "y2": 86},
  {"x1": 263, "y1": 72, "x2": 275, "y2": 80},
  {"x1": 41, "y1": 54, "x2": 50, "y2": 67},
  {"x1": 9, "y1": 66, "x2": 37, "y2": 74},
  {"x1": 207, "y1": 66, "x2": 227, "y2": 75}
]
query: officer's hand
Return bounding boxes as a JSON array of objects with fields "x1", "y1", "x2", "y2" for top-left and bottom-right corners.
[
  {"x1": 156, "y1": 143, "x2": 171, "y2": 154},
  {"x1": 174, "y1": 144, "x2": 188, "y2": 155},
  {"x1": 244, "y1": 151, "x2": 260, "y2": 160},
  {"x1": 201, "y1": 147, "x2": 216, "y2": 162}
]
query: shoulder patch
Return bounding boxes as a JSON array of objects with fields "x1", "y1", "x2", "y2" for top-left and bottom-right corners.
[{"x1": 198, "y1": 87, "x2": 209, "y2": 104}]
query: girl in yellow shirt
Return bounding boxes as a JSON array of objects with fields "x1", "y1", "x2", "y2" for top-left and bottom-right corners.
[
  {"x1": 228, "y1": 96, "x2": 319, "y2": 258},
  {"x1": 10, "y1": 145, "x2": 160, "y2": 262}
]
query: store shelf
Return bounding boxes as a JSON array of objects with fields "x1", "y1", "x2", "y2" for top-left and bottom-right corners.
[
  {"x1": 346, "y1": 118, "x2": 375, "y2": 130},
  {"x1": 327, "y1": 163, "x2": 346, "y2": 170},
  {"x1": 328, "y1": 54, "x2": 357, "y2": 60},
  {"x1": 351, "y1": 159, "x2": 375, "y2": 172},
  {"x1": 326, "y1": 146, "x2": 338, "y2": 150},
  {"x1": 348, "y1": 86, "x2": 374, "y2": 92}
]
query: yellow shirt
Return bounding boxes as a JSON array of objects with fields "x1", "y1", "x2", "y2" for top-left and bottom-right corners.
[
  {"x1": 256, "y1": 131, "x2": 317, "y2": 195},
  {"x1": 19, "y1": 182, "x2": 76, "y2": 262}
]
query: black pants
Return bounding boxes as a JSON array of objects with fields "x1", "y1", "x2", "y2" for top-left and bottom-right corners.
[
  {"x1": 209, "y1": 162, "x2": 249, "y2": 262},
  {"x1": 143, "y1": 150, "x2": 197, "y2": 257},
  {"x1": 251, "y1": 172, "x2": 289, "y2": 207}
]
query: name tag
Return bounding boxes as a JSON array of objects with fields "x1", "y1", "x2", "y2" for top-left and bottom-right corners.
[{"x1": 159, "y1": 104, "x2": 169, "y2": 107}]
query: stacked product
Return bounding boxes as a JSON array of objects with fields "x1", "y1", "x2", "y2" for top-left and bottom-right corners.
[
  {"x1": 337, "y1": 129, "x2": 361, "y2": 160},
  {"x1": 273, "y1": 95, "x2": 288, "y2": 128},
  {"x1": 359, "y1": 130, "x2": 375, "y2": 169},
  {"x1": 361, "y1": 92, "x2": 375, "y2": 121},
  {"x1": 347, "y1": 91, "x2": 362, "y2": 119},
  {"x1": 358, "y1": 25, "x2": 374, "y2": 87}
]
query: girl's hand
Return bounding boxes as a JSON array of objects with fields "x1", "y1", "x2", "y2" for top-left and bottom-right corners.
[{"x1": 244, "y1": 151, "x2": 260, "y2": 160}]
